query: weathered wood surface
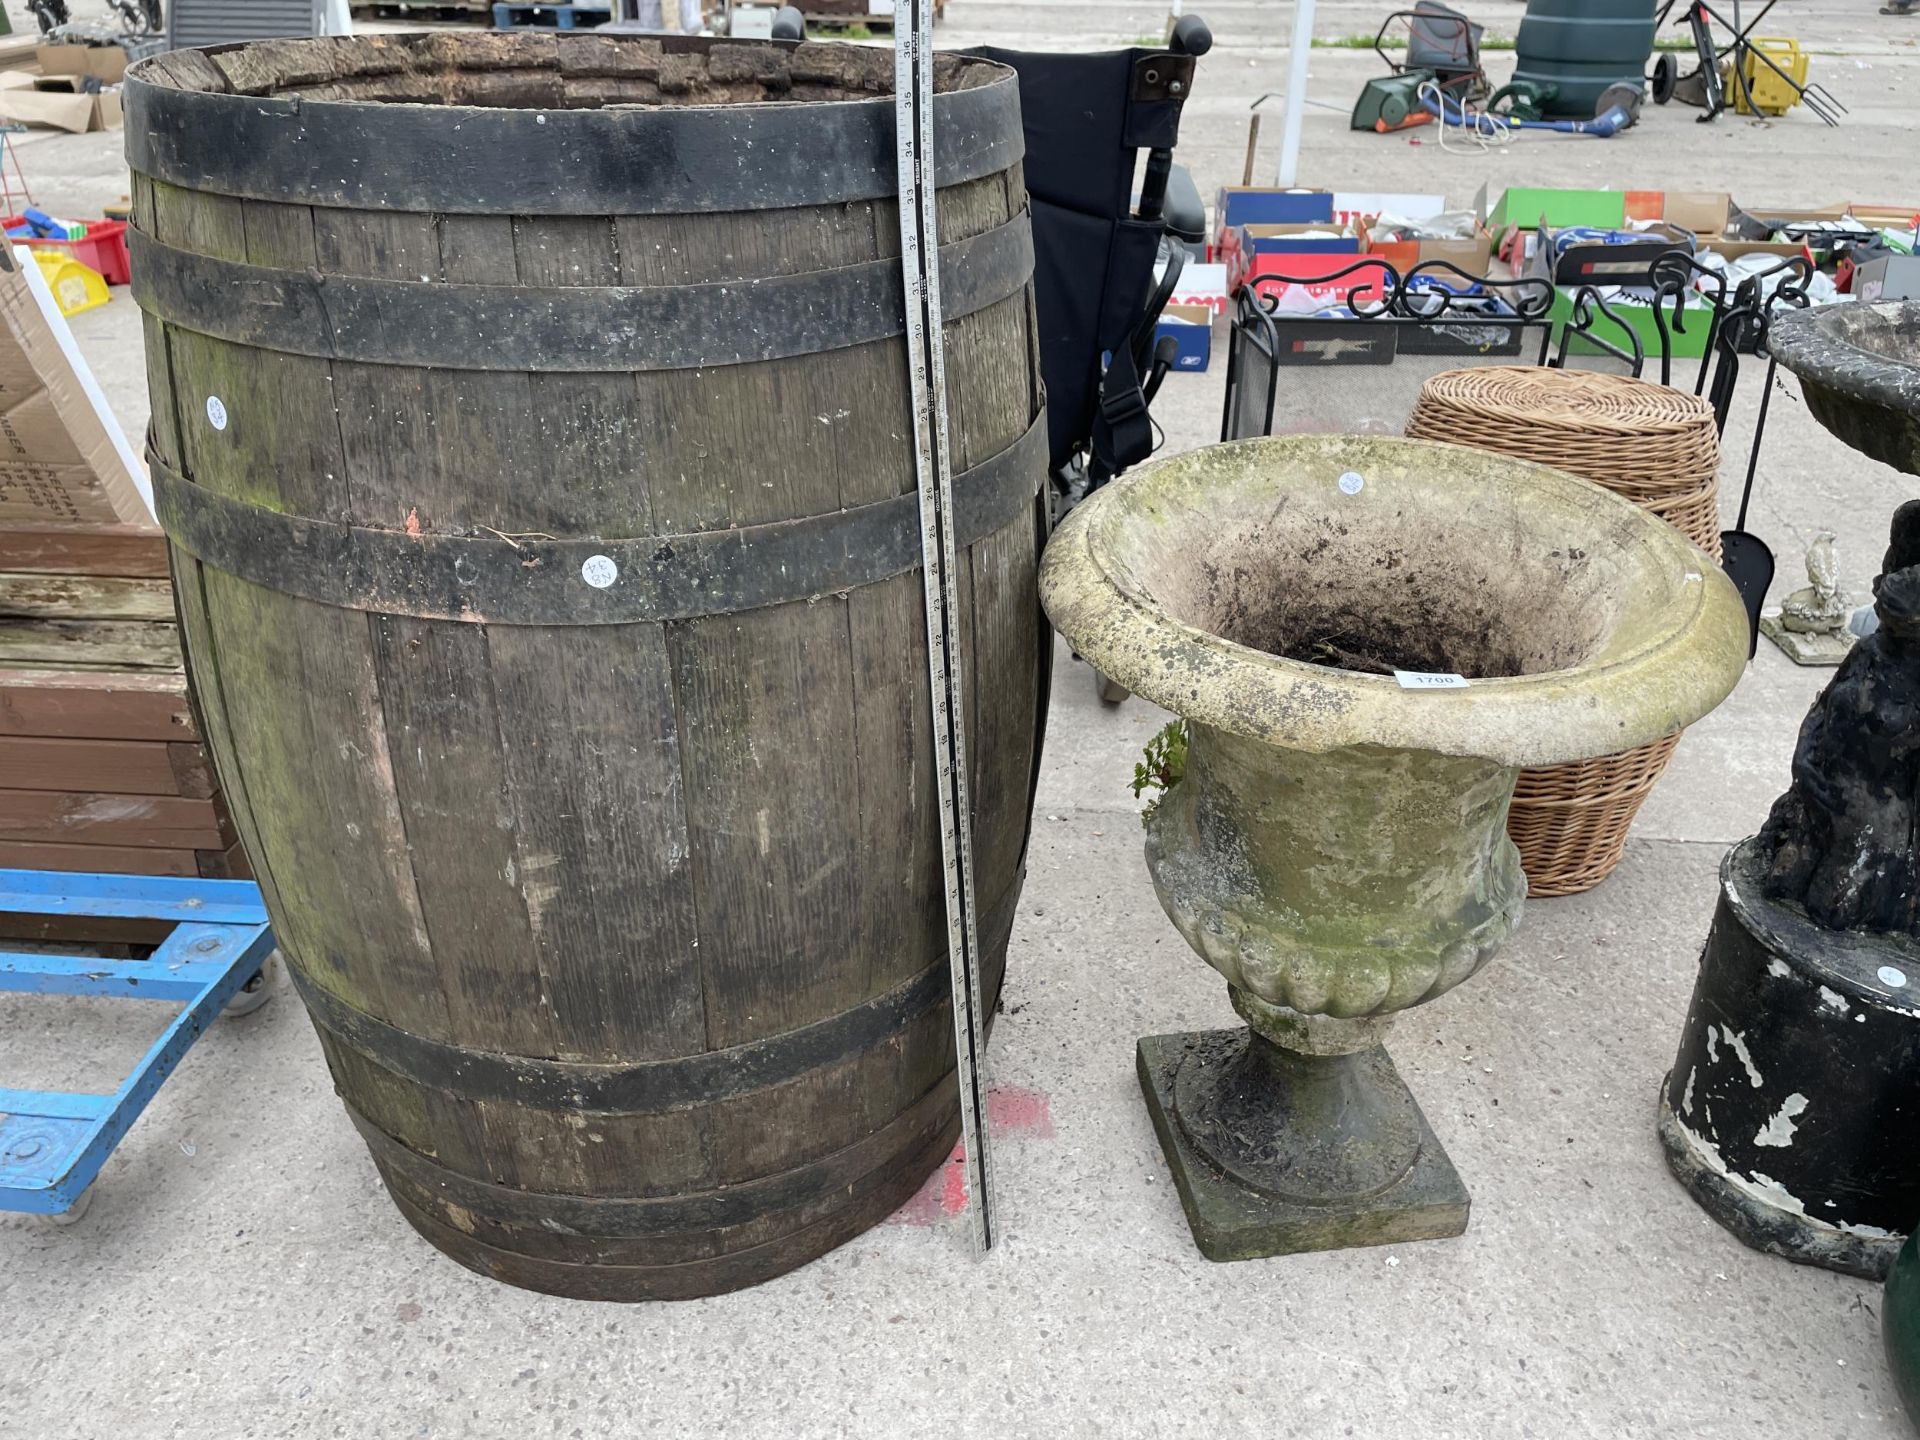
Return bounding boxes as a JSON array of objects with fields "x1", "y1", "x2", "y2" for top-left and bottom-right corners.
[
  {"x1": 0, "y1": 788, "x2": 231, "y2": 849},
  {"x1": 0, "y1": 523, "x2": 170, "y2": 579},
  {"x1": 0, "y1": 573, "x2": 176, "y2": 622},
  {"x1": 0, "y1": 735, "x2": 210, "y2": 797},
  {"x1": 0, "y1": 838, "x2": 202, "y2": 877},
  {"x1": 0, "y1": 670, "x2": 197, "y2": 741},
  {"x1": 132, "y1": 36, "x2": 1047, "y2": 1301},
  {"x1": 0, "y1": 619, "x2": 183, "y2": 672}
]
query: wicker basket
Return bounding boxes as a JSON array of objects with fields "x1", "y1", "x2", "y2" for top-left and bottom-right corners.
[{"x1": 1406, "y1": 366, "x2": 1722, "y2": 897}]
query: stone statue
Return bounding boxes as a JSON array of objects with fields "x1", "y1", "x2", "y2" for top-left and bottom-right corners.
[
  {"x1": 1762, "y1": 532, "x2": 1856, "y2": 665},
  {"x1": 1780, "y1": 532, "x2": 1849, "y2": 634},
  {"x1": 1754, "y1": 501, "x2": 1920, "y2": 934}
]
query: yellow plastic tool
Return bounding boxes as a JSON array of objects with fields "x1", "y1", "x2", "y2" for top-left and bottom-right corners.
[
  {"x1": 1732, "y1": 36, "x2": 1810, "y2": 117},
  {"x1": 31, "y1": 248, "x2": 109, "y2": 317}
]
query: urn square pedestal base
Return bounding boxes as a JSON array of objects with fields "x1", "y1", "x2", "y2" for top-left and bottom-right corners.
[{"x1": 1137, "y1": 1031, "x2": 1471, "y2": 1262}]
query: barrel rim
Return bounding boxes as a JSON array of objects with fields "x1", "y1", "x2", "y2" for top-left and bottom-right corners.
[
  {"x1": 125, "y1": 33, "x2": 1004, "y2": 101},
  {"x1": 123, "y1": 37, "x2": 1025, "y2": 216}
]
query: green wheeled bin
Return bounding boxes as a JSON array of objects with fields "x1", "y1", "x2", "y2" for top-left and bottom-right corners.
[{"x1": 1512, "y1": 0, "x2": 1657, "y2": 118}]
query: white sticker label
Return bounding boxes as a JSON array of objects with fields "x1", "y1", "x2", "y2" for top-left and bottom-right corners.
[
  {"x1": 1879, "y1": 966, "x2": 1908, "y2": 989},
  {"x1": 1394, "y1": 670, "x2": 1469, "y2": 690},
  {"x1": 205, "y1": 395, "x2": 228, "y2": 431},
  {"x1": 580, "y1": 555, "x2": 618, "y2": 589},
  {"x1": 1337, "y1": 471, "x2": 1364, "y2": 496}
]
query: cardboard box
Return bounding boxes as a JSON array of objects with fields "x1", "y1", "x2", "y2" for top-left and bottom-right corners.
[
  {"x1": 1726, "y1": 203, "x2": 1858, "y2": 246},
  {"x1": 1241, "y1": 253, "x2": 1397, "y2": 311},
  {"x1": 1538, "y1": 221, "x2": 1691, "y2": 287},
  {"x1": 0, "y1": 78, "x2": 123, "y2": 133},
  {"x1": 34, "y1": 44, "x2": 128, "y2": 84},
  {"x1": 0, "y1": 244, "x2": 152, "y2": 525},
  {"x1": 1855, "y1": 254, "x2": 1920, "y2": 303},
  {"x1": 1487, "y1": 186, "x2": 1626, "y2": 232},
  {"x1": 1154, "y1": 303, "x2": 1213, "y2": 371},
  {"x1": 1367, "y1": 226, "x2": 1493, "y2": 278},
  {"x1": 1223, "y1": 225, "x2": 1367, "y2": 295},
  {"x1": 1214, "y1": 187, "x2": 1335, "y2": 232},
  {"x1": 1331, "y1": 191, "x2": 1447, "y2": 226},
  {"x1": 1848, "y1": 205, "x2": 1920, "y2": 236},
  {"x1": 1623, "y1": 190, "x2": 1733, "y2": 236},
  {"x1": 1697, "y1": 236, "x2": 1809, "y2": 264},
  {"x1": 1237, "y1": 223, "x2": 1362, "y2": 256},
  {"x1": 1167, "y1": 261, "x2": 1228, "y2": 318},
  {"x1": 1548, "y1": 286, "x2": 1713, "y2": 362}
]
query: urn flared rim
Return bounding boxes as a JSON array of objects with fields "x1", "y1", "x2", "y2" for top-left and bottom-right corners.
[{"x1": 1038, "y1": 433, "x2": 1751, "y2": 769}]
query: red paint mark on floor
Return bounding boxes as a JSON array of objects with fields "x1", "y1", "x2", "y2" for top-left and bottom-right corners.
[
  {"x1": 988, "y1": 1085, "x2": 1055, "y2": 1139},
  {"x1": 884, "y1": 1086, "x2": 1054, "y2": 1226}
]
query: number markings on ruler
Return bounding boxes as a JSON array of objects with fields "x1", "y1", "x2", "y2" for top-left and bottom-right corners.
[{"x1": 892, "y1": 0, "x2": 998, "y2": 1256}]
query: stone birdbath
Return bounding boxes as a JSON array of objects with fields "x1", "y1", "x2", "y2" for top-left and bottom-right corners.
[
  {"x1": 1768, "y1": 299, "x2": 1920, "y2": 478},
  {"x1": 1039, "y1": 433, "x2": 1749, "y2": 1261}
]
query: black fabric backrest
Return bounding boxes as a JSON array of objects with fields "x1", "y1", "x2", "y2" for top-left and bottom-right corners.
[{"x1": 967, "y1": 46, "x2": 1165, "y2": 471}]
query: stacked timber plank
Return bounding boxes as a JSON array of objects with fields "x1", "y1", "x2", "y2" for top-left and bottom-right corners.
[
  {"x1": 0, "y1": 244, "x2": 244, "y2": 940},
  {"x1": 0, "y1": 526, "x2": 245, "y2": 885}
]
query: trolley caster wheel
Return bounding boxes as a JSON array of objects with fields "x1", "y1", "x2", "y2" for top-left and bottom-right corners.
[
  {"x1": 223, "y1": 952, "x2": 278, "y2": 1018},
  {"x1": 36, "y1": 1187, "x2": 93, "y2": 1228},
  {"x1": 1095, "y1": 671, "x2": 1131, "y2": 705},
  {"x1": 1651, "y1": 52, "x2": 1677, "y2": 104}
]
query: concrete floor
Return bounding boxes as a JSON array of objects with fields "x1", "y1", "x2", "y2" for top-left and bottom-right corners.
[{"x1": 4, "y1": 3, "x2": 1920, "y2": 1437}]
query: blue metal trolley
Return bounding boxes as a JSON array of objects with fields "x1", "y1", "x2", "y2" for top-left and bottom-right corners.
[{"x1": 0, "y1": 869, "x2": 277, "y2": 1224}]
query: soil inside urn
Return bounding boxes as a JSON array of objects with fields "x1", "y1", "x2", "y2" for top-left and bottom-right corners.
[
  {"x1": 1269, "y1": 621, "x2": 1502, "y2": 678},
  {"x1": 1229, "y1": 576, "x2": 1534, "y2": 680}
]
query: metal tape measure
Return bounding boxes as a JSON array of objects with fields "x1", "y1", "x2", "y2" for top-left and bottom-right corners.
[{"x1": 892, "y1": 0, "x2": 999, "y2": 1257}]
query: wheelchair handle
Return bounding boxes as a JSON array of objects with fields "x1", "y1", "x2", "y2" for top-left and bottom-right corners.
[{"x1": 1170, "y1": 14, "x2": 1212, "y2": 56}]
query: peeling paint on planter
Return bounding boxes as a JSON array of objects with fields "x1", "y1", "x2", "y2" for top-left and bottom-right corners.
[
  {"x1": 1673, "y1": 1114, "x2": 1893, "y2": 1237},
  {"x1": 1754, "y1": 1093, "x2": 1809, "y2": 1148},
  {"x1": 1818, "y1": 985, "x2": 1851, "y2": 1014},
  {"x1": 1768, "y1": 958, "x2": 1792, "y2": 978},
  {"x1": 1720, "y1": 1026, "x2": 1764, "y2": 1088},
  {"x1": 1680, "y1": 1066, "x2": 1696, "y2": 1117}
]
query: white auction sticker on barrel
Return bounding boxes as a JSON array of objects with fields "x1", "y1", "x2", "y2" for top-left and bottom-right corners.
[
  {"x1": 1394, "y1": 670, "x2": 1469, "y2": 690},
  {"x1": 580, "y1": 555, "x2": 618, "y2": 589},
  {"x1": 1338, "y1": 471, "x2": 1364, "y2": 496},
  {"x1": 206, "y1": 395, "x2": 228, "y2": 431}
]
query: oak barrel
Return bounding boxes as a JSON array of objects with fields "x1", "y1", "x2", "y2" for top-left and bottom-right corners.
[{"x1": 126, "y1": 34, "x2": 1049, "y2": 1300}]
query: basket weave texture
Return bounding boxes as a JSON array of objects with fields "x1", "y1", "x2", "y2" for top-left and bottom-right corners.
[{"x1": 1406, "y1": 366, "x2": 1723, "y2": 897}]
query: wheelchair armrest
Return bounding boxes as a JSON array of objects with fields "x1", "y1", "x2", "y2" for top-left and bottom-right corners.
[{"x1": 1163, "y1": 164, "x2": 1205, "y2": 245}]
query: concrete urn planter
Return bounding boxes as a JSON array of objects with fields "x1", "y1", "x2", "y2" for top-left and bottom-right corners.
[{"x1": 1038, "y1": 434, "x2": 1750, "y2": 1260}]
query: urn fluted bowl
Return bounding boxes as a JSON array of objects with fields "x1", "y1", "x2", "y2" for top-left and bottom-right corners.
[{"x1": 1038, "y1": 433, "x2": 1750, "y2": 1260}]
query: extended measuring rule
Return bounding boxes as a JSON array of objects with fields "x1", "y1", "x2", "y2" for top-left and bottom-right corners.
[{"x1": 892, "y1": 0, "x2": 999, "y2": 1255}]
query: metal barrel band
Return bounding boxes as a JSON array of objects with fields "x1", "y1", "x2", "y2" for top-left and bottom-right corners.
[
  {"x1": 285, "y1": 881, "x2": 1019, "y2": 1114},
  {"x1": 345, "y1": 1065, "x2": 962, "y2": 1242},
  {"x1": 126, "y1": 214, "x2": 1033, "y2": 373},
  {"x1": 377, "y1": 1120, "x2": 961, "y2": 1302},
  {"x1": 151, "y1": 409, "x2": 1045, "y2": 624},
  {"x1": 124, "y1": 63, "x2": 1023, "y2": 216}
]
